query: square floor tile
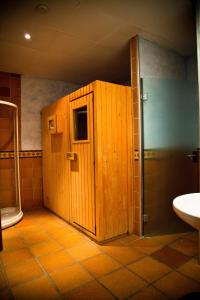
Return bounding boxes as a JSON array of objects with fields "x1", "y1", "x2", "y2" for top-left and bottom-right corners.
[
  {"x1": 37, "y1": 217, "x2": 66, "y2": 227},
  {"x1": 11, "y1": 276, "x2": 59, "y2": 300},
  {"x1": 128, "y1": 256, "x2": 171, "y2": 282},
  {"x1": 169, "y1": 238, "x2": 198, "y2": 257},
  {"x1": 2, "y1": 228, "x2": 20, "y2": 240},
  {"x1": 0, "y1": 248, "x2": 33, "y2": 267},
  {"x1": 151, "y1": 246, "x2": 190, "y2": 268},
  {"x1": 68, "y1": 242, "x2": 100, "y2": 261},
  {"x1": 3, "y1": 237, "x2": 26, "y2": 251},
  {"x1": 55, "y1": 232, "x2": 85, "y2": 249},
  {"x1": 63, "y1": 280, "x2": 115, "y2": 300},
  {"x1": 129, "y1": 286, "x2": 169, "y2": 300},
  {"x1": 23, "y1": 231, "x2": 50, "y2": 246},
  {"x1": 30, "y1": 240, "x2": 63, "y2": 257},
  {"x1": 39, "y1": 221, "x2": 63, "y2": 232},
  {"x1": 38, "y1": 249, "x2": 74, "y2": 272},
  {"x1": 18, "y1": 225, "x2": 44, "y2": 235},
  {"x1": 178, "y1": 258, "x2": 200, "y2": 282},
  {"x1": 5, "y1": 258, "x2": 43, "y2": 286},
  {"x1": 81, "y1": 254, "x2": 121, "y2": 278},
  {"x1": 185, "y1": 231, "x2": 198, "y2": 242},
  {"x1": 15, "y1": 218, "x2": 35, "y2": 228},
  {"x1": 149, "y1": 233, "x2": 185, "y2": 246},
  {"x1": 118, "y1": 234, "x2": 140, "y2": 245},
  {"x1": 0, "y1": 271, "x2": 6, "y2": 289},
  {"x1": 153, "y1": 271, "x2": 200, "y2": 299},
  {"x1": 101, "y1": 243, "x2": 145, "y2": 265},
  {"x1": 50, "y1": 263, "x2": 93, "y2": 294},
  {"x1": 99, "y1": 268, "x2": 147, "y2": 299},
  {"x1": 47, "y1": 226, "x2": 73, "y2": 239},
  {"x1": 131, "y1": 238, "x2": 163, "y2": 254}
]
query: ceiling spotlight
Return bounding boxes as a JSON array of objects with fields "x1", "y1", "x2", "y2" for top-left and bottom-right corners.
[
  {"x1": 24, "y1": 33, "x2": 31, "y2": 40},
  {"x1": 35, "y1": 3, "x2": 49, "y2": 14}
]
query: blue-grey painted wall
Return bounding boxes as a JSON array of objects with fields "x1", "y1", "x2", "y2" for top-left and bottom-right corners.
[{"x1": 21, "y1": 75, "x2": 79, "y2": 150}]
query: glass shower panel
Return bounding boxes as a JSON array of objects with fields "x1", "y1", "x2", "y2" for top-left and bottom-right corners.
[
  {"x1": 0, "y1": 107, "x2": 16, "y2": 209},
  {"x1": 0, "y1": 101, "x2": 22, "y2": 228},
  {"x1": 13, "y1": 109, "x2": 21, "y2": 212},
  {"x1": 142, "y1": 78, "x2": 198, "y2": 235}
]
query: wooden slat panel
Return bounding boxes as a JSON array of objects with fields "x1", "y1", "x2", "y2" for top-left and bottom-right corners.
[
  {"x1": 41, "y1": 98, "x2": 71, "y2": 221},
  {"x1": 94, "y1": 81, "x2": 133, "y2": 240}
]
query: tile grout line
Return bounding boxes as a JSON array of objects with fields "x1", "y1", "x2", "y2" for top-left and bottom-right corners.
[
  {"x1": 175, "y1": 267, "x2": 200, "y2": 286},
  {"x1": 62, "y1": 259, "x2": 119, "y2": 300},
  {"x1": 33, "y1": 255, "x2": 65, "y2": 300},
  {"x1": 22, "y1": 214, "x2": 119, "y2": 299},
  {"x1": 1, "y1": 209, "x2": 199, "y2": 300},
  {"x1": 19, "y1": 212, "x2": 130, "y2": 298},
  {"x1": 0, "y1": 260, "x2": 15, "y2": 299}
]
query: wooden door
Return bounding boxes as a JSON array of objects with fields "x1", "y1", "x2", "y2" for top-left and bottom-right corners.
[{"x1": 69, "y1": 93, "x2": 95, "y2": 234}]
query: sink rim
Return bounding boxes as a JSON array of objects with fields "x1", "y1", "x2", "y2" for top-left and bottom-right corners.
[{"x1": 173, "y1": 193, "x2": 200, "y2": 219}]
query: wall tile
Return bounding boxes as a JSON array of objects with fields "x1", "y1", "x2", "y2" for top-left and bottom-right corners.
[
  {"x1": 20, "y1": 157, "x2": 43, "y2": 210},
  {"x1": 131, "y1": 36, "x2": 142, "y2": 235},
  {"x1": 0, "y1": 155, "x2": 43, "y2": 211}
]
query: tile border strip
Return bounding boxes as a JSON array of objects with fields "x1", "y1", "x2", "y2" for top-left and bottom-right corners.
[{"x1": 0, "y1": 150, "x2": 42, "y2": 159}]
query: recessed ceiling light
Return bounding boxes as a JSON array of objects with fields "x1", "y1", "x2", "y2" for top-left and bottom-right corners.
[
  {"x1": 35, "y1": 3, "x2": 49, "y2": 14},
  {"x1": 24, "y1": 33, "x2": 31, "y2": 40}
]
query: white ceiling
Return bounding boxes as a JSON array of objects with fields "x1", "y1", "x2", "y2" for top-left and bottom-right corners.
[{"x1": 0, "y1": 0, "x2": 196, "y2": 84}]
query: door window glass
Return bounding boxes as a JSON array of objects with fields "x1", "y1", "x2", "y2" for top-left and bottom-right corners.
[{"x1": 74, "y1": 105, "x2": 88, "y2": 140}]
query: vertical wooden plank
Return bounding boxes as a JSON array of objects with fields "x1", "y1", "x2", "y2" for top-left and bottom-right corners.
[
  {"x1": 96, "y1": 81, "x2": 133, "y2": 240},
  {"x1": 41, "y1": 96, "x2": 70, "y2": 221}
]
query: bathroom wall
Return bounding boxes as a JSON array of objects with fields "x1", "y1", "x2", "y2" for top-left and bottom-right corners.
[
  {"x1": 186, "y1": 55, "x2": 198, "y2": 81},
  {"x1": 139, "y1": 39, "x2": 198, "y2": 152},
  {"x1": 0, "y1": 72, "x2": 21, "y2": 151},
  {"x1": 20, "y1": 76, "x2": 79, "y2": 210},
  {"x1": 139, "y1": 37, "x2": 186, "y2": 79},
  {"x1": 21, "y1": 76, "x2": 80, "y2": 150},
  {"x1": 0, "y1": 72, "x2": 79, "y2": 210}
]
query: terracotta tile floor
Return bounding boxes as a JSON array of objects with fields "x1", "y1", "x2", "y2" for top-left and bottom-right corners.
[{"x1": 0, "y1": 209, "x2": 200, "y2": 300}]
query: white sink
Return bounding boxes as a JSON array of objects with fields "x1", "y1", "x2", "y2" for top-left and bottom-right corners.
[
  {"x1": 173, "y1": 193, "x2": 200, "y2": 230},
  {"x1": 173, "y1": 193, "x2": 200, "y2": 263}
]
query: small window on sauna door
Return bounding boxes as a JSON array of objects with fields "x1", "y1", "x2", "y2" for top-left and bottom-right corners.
[{"x1": 74, "y1": 105, "x2": 88, "y2": 141}]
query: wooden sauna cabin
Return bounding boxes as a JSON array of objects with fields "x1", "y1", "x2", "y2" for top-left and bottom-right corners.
[{"x1": 41, "y1": 80, "x2": 133, "y2": 242}]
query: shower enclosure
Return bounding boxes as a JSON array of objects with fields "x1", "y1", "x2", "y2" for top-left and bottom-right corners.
[
  {"x1": 0, "y1": 100, "x2": 23, "y2": 229},
  {"x1": 141, "y1": 78, "x2": 199, "y2": 235}
]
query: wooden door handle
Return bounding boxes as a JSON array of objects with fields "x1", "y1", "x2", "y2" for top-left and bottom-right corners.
[{"x1": 66, "y1": 152, "x2": 77, "y2": 160}]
